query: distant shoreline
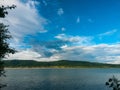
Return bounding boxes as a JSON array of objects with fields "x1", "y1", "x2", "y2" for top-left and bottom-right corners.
[
  {"x1": 5, "y1": 66, "x2": 120, "y2": 69},
  {"x1": 4, "y1": 60, "x2": 120, "y2": 69}
]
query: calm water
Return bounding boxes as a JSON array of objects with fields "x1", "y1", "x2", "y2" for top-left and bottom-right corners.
[{"x1": 1, "y1": 68, "x2": 120, "y2": 90}]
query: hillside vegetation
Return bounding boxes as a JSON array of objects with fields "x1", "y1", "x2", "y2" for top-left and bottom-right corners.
[{"x1": 4, "y1": 60, "x2": 120, "y2": 68}]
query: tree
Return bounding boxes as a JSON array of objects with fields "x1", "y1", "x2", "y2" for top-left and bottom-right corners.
[
  {"x1": 106, "y1": 76, "x2": 120, "y2": 90},
  {"x1": 0, "y1": 5, "x2": 16, "y2": 18},
  {"x1": 0, "y1": 4, "x2": 16, "y2": 88}
]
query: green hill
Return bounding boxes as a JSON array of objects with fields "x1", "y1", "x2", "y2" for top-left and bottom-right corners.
[{"x1": 4, "y1": 60, "x2": 120, "y2": 68}]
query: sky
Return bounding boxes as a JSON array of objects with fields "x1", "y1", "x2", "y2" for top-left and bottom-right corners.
[{"x1": 1, "y1": 0, "x2": 120, "y2": 64}]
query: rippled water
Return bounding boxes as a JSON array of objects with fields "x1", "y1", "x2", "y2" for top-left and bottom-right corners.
[{"x1": 2, "y1": 68, "x2": 120, "y2": 90}]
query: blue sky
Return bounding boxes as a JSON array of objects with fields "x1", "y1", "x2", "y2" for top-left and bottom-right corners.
[{"x1": 1, "y1": 0, "x2": 120, "y2": 64}]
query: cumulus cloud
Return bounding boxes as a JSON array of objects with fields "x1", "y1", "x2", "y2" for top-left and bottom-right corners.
[
  {"x1": 55, "y1": 34, "x2": 93, "y2": 45},
  {"x1": 6, "y1": 49, "x2": 41, "y2": 61},
  {"x1": 45, "y1": 43, "x2": 120, "y2": 64},
  {"x1": 48, "y1": 44, "x2": 120, "y2": 64},
  {"x1": 57, "y1": 8, "x2": 64, "y2": 16},
  {"x1": 29, "y1": 40, "x2": 68, "y2": 58},
  {"x1": 6, "y1": 32, "x2": 120, "y2": 64},
  {"x1": 20, "y1": 34, "x2": 94, "y2": 61},
  {"x1": 0, "y1": 0, "x2": 48, "y2": 48},
  {"x1": 7, "y1": 34, "x2": 94, "y2": 61},
  {"x1": 1, "y1": 0, "x2": 119, "y2": 64}
]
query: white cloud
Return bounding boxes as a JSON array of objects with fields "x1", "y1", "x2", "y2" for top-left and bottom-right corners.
[
  {"x1": 1, "y1": 0, "x2": 119, "y2": 64},
  {"x1": 98, "y1": 29, "x2": 117, "y2": 37},
  {"x1": 42, "y1": 0, "x2": 47, "y2": 6},
  {"x1": 55, "y1": 34, "x2": 93, "y2": 45},
  {"x1": 61, "y1": 44, "x2": 68, "y2": 49},
  {"x1": 61, "y1": 27, "x2": 66, "y2": 31},
  {"x1": 57, "y1": 8, "x2": 64, "y2": 16},
  {"x1": 88, "y1": 18, "x2": 94, "y2": 23},
  {"x1": 6, "y1": 49, "x2": 41, "y2": 60},
  {"x1": 6, "y1": 49, "x2": 60, "y2": 62},
  {"x1": 0, "y1": 0, "x2": 48, "y2": 48},
  {"x1": 76, "y1": 16, "x2": 80, "y2": 23},
  {"x1": 49, "y1": 44, "x2": 120, "y2": 64},
  {"x1": 6, "y1": 38, "x2": 120, "y2": 64}
]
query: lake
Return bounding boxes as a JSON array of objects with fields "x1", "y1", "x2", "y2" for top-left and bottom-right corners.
[{"x1": 1, "y1": 68, "x2": 120, "y2": 90}]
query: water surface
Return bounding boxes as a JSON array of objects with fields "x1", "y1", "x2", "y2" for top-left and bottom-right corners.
[{"x1": 2, "y1": 68, "x2": 120, "y2": 90}]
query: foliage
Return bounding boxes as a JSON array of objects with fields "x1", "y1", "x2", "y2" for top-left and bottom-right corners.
[
  {"x1": 4, "y1": 60, "x2": 120, "y2": 68},
  {"x1": 0, "y1": 4, "x2": 16, "y2": 89},
  {"x1": 106, "y1": 76, "x2": 120, "y2": 90},
  {"x1": 0, "y1": 5, "x2": 16, "y2": 18},
  {"x1": 0, "y1": 23, "x2": 15, "y2": 58}
]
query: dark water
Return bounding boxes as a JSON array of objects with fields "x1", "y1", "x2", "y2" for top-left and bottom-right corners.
[{"x1": 2, "y1": 68, "x2": 120, "y2": 90}]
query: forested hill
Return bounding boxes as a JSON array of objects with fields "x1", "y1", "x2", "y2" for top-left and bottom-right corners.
[{"x1": 4, "y1": 60, "x2": 120, "y2": 68}]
